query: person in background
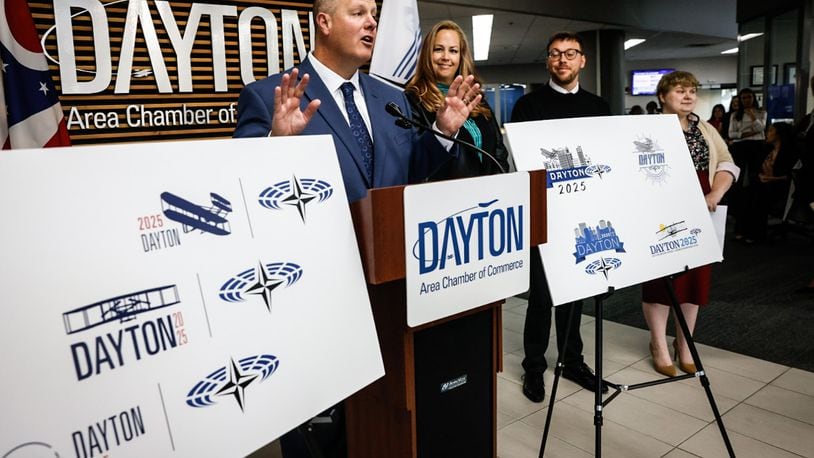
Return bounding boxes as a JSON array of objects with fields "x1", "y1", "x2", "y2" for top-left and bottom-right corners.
[
  {"x1": 728, "y1": 88, "x2": 767, "y2": 175},
  {"x1": 405, "y1": 20, "x2": 509, "y2": 180},
  {"x1": 511, "y1": 31, "x2": 611, "y2": 403},
  {"x1": 642, "y1": 71, "x2": 739, "y2": 377},
  {"x1": 794, "y1": 76, "x2": 814, "y2": 217},
  {"x1": 646, "y1": 100, "x2": 659, "y2": 114},
  {"x1": 721, "y1": 95, "x2": 740, "y2": 143},
  {"x1": 629, "y1": 104, "x2": 645, "y2": 115},
  {"x1": 707, "y1": 103, "x2": 726, "y2": 135},
  {"x1": 729, "y1": 88, "x2": 767, "y2": 241},
  {"x1": 738, "y1": 122, "x2": 797, "y2": 243}
]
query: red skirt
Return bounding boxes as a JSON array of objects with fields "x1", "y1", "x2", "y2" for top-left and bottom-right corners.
[{"x1": 642, "y1": 170, "x2": 712, "y2": 306}]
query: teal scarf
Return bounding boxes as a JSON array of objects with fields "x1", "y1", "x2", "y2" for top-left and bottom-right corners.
[{"x1": 437, "y1": 83, "x2": 483, "y2": 160}]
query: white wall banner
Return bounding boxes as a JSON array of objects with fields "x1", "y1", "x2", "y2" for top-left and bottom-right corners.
[
  {"x1": 505, "y1": 115, "x2": 722, "y2": 305},
  {"x1": 0, "y1": 136, "x2": 384, "y2": 457},
  {"x1": 404, "y1": 172, "x2": 530, "y2": 327}
]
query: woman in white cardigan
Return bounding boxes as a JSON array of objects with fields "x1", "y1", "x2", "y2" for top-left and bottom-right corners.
[{"x1": 642, "y1": 71, "x2": 740, "y2": 377}]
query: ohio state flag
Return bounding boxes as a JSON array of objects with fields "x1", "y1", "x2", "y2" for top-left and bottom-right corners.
[{"x1": 0, "y1": 0, "x2": 70, "y2": 149}]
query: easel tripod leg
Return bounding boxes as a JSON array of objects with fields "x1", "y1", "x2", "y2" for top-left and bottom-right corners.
[
  {"x1": 594, "y1": 293, "x2": 604, "y2": 457},
  {"x1": 538, "y1": 300, "x2": 577, "y2": 457},
  {"x1": 664, "y1": 277, "x2": 736, "y2": 457}
]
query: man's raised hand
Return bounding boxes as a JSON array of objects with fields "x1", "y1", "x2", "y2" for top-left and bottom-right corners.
[{"x1": 270, "y1": 68, "x2": 321, "y2": 136}]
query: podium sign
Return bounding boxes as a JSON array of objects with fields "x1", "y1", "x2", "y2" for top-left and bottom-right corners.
[
  {"x1": 506, "y1": 115, "x2": 722, "y2": 305},
  {"x1": 403, "y1": 172, "x2": 530, "y2": 327},
  {"x1": 0, "y1": 137, "x2": 384, "y2": 457}
]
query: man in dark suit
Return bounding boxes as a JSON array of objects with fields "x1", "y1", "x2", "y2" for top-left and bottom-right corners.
[
  {"x1": 233, "y1": 0, "x2": 481, "y2": 455},
  {"x1": 511, "y1": 31, "x2": 611, "y2": 403},
  {"x1": 234, "y1": 0, "x2": 482, "y2": 203}
]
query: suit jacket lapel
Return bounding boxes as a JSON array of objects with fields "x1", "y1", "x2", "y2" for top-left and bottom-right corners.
[{"x1": 299, "y1": 58, "x2": 370, "y2": 187}]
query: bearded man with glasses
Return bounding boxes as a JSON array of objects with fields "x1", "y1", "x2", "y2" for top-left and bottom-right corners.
[{"x1": 511, "y1": 31, "x2": 612, "y2": 403}]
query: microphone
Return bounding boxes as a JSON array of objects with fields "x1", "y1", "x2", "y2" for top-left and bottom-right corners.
[{"x1": 385, "y1": 102, "x2": 506, "y2": 174}]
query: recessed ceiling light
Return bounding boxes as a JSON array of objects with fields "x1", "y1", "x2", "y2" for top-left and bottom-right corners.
[
  {"x1": 624, "y1": 39, "x2": 646, "y2": 50},
  {"x1": 472, "y1": 14, "x2": 493, "y2": 61}
]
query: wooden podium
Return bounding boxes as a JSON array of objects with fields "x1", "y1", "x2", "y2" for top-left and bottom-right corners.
[{"x1": 345, "y1": 171, "x2": 547, "y2": 457}]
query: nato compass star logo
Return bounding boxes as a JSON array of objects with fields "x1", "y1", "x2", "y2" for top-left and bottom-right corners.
[
  {"x1": 186, "y1": 354, "x2": 279, "y2": 412},
  {"x1": 258, "y1": 176, "x2": 333, "y2": 222},
  {"x1": 585, "y1": 257, "x2": 623, "y2": 280},
  {"x1": 219, "y1": 261, "x2": 303, "y2": 313}
]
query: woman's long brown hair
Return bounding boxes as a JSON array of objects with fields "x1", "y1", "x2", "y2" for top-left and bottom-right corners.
[{"x1": 405, "y1": 20, "x2": 491, "y2": 119}]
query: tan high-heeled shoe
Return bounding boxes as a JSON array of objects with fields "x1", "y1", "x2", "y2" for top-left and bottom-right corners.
[
  {"x1": 650, "y1": 342, "x2": 677, "y2": 377},
  {"x1": 673, "y1": 340, "x2": 698, "y2": 374}
]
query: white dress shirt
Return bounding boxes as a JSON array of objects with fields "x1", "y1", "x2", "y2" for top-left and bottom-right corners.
[
  {"x1": 309, "y1": 52, "x2": 374, "y2": 140},
  {"x1": 549, "y1": 79, "x2": 580, "y2": 94}
]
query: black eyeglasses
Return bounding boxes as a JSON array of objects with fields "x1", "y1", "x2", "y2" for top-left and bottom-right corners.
[{"x1": 547, "y1": 49, "x2": 583, "y2": 60}]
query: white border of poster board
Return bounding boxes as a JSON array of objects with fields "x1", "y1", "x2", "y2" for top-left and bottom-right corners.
[
  {"x1": 0, "y1": 137, "x2": 383, "y2": 457},
  {"x1": 505, "y1": 115, "x2": 721, "y2": 305}
]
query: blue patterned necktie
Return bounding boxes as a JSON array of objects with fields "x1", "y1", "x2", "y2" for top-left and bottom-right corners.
[{"x1": 340, "y1": 82, "x2": 374, "y2": 184}]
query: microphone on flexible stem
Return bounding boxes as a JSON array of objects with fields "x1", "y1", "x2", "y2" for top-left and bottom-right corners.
[{"x1": 385, "y1": 102, "x2": 506, "y2": 174}]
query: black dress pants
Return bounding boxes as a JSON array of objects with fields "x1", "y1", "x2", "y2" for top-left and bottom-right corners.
[{"x1": 521, "y1": 248, "x2": 584, "y2": 374}]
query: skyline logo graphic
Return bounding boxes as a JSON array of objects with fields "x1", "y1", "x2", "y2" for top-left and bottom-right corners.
[
  {"x1": 573, "y1": 220, "x2": 626, "y2": 280},
  {"x1": 649, "y1": 221, "x2": 702, "y2": 257},
  {"x1": 63, "y1": 285, "x2": 180, "y2": 335},
  {"x1": 219, "y1": 261, "x2": 303, "y2": 313},
  {"x1": 633, "y1": 136, "x2": 670, "y2": 183},
  {"x1": 540, "y1": 144, "x2": 612, "y2": 189},
  {"x1": 186, "y1": 354, "x2": 280, "y2": 412},
  {"x1": 258, "y1": 176, "x2": 333, "y2": 222},
  {"x1": 160, "y1": 191, "x2": 232, "y2": 236}
]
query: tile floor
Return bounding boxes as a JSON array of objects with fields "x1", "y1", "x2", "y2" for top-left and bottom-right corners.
[
  {"x1": 497, "y1": 295, "x2": 814, "y2": 457},
  {"x1": 255, "y1": 295, "x2": 814, "y2": 457}
]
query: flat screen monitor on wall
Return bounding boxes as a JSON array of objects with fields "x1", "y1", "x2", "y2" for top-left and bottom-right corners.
[{"x1": 631, "y1": 69, "x2": 674, "y2": 96}]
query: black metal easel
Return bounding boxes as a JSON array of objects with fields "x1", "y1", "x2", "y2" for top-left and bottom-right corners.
[{"x1": 538, "y1": 270, "x2": 736, "y2": 457}]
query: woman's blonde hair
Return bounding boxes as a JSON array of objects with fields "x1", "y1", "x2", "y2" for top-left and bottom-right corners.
[
  {"x1": 405, "y1": 20, "x2": 491, "y2": 119},
  {"x1": 656, "y1": 71, "x2": 700, "y2": 106}
]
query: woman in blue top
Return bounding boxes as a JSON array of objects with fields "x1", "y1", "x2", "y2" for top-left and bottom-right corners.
[{"x1": 405, "y1": 20, "x2": 509, "y2": 180}]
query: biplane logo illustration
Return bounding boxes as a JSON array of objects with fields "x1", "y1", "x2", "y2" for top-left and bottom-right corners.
[
  {"x1": 539, "y1": 144, "x2": 612, "y2": 191},
  {"x1": 62, "y1": 285, "x2": 185, "y2": 381},
  {"x1": 186, "y1": 354, "x2": 280, "y2": 412},
  {"x1": 258, "y1": 175, "x2": 334, "y2": 223},
  {"x1": 160, "y1": 191, "x2": 232, "y2": 236},
  {"x1": 648, "y1": 221, "x2": 701, "y2": 256},
  {"x1": 573, "y1": 220, "x2": 626, "y2": 280},
  {"x1": 633, "y1": 136, "x2": 670, "y2": 184}
]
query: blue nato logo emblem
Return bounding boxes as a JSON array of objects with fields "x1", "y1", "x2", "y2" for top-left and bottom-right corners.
[
  {"x1": 258, "y1": 175, "x2": 333, "y2": 222},
  {"x1": 161, "y1": 191, "x2": 232, "y2": 235},
  {"x1": 540, "y1": 144, "x2": 611, "y2": 192},
  {"x1": 63, "y1": 285, "x2": 185, "y2": 381},
  {"x1": 413, "y1": 199, "x2": 524, "y2": 275},
  {"x1": 186, "y1": 354, "x2": 280, "y2": 412},
  {"x1": 219, "y1": 262, "x2": 303, "y2": 313},
  {"x1": 649, "y1": 221, "x2": 701, "y2": 256},
  {"x1": 633, "y1": 136, "x2": 670, "y2": 183},
  {"x1": 573, "y1": 220, "x2": 626, "y2": 280}
]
